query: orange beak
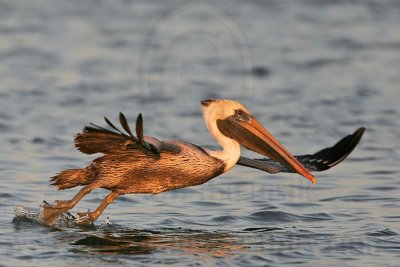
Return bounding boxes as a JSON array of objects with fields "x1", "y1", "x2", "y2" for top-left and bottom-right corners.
[{"x1": 217, "y1": 116, "x2": 318, "y2": 184}]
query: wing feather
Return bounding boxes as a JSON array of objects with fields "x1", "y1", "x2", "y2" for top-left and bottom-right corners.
[
  {"x1": 136, "y1": 113, "x2": 145, "y2": 146},
  {"x1": 104, "y1": 116, "x2": 126, "y2": 135},
  {"x1": 237, "y1": 127, "x2": 365, "y2": 173},
  {"x1": 119, "y1": 112, "x2": 135, "y2": 138},
  {"x1": 74, "y1": 113, "x2": 161, "y2": 155}
]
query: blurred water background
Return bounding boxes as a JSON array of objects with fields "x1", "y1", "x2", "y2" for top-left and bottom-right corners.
[{"x1": 0, "y1": 0, "x2": 399, "y2": 266}]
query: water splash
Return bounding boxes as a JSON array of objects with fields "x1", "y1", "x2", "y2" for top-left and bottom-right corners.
[{"x1": 12, "y1": 201, "x2": 107, "y2": 228}]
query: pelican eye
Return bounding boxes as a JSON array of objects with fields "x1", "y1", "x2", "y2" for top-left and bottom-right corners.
[{"x1": 234, "y1": 109, "x2": 250, "y2": 121}]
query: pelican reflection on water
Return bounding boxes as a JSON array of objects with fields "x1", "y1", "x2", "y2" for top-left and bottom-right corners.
[{"x1": 42, "y1": 99, "x2": 364, "y2": 225}]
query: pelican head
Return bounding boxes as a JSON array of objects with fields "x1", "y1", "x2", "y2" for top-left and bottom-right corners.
[{"x1": 201, "y1": 99, "x2": 317, "y2": 184}]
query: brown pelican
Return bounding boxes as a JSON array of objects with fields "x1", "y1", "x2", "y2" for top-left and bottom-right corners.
[{"x1": 42, "y1": 99, "x2": 364, "y2": 225}]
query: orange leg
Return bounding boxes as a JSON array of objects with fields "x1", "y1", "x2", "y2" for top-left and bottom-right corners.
[
  {"x1": 42, "y1": 184, "x2": 97, "y2": 222},
  {"x1": 75, "y1": 191, "x2": 120, "y2": 225}
]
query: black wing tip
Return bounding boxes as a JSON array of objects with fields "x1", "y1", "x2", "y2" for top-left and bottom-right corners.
[
  {"x1": 345, "y1": 126, "x2": 365, "y2": 150},
  {"x1": 342, "y1": 126, "x2": 365, "y2": 154},
  {"x1": 307, "y1": 126, "x2": 365, "y2": 171},
  {"x1": 354, "y1": 127, "x2": 366, "y2": 139}
]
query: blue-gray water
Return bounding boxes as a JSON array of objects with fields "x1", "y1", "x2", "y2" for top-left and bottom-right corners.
[{"x1": 1, "y1": 0, "x2": 399, "y2": 266}]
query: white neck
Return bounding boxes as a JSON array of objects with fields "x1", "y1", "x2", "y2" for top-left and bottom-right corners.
[{"x1": 203, "y1": 107, "x2": 241, "y2": 172}]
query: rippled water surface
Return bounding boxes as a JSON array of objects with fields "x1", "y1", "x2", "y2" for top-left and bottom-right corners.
[{"x1": 1, "y1": 0, "x2": 400, "y2": 266}]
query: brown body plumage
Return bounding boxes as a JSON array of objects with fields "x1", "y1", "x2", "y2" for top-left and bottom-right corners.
[{"x1": 51, "y1": 141, "x2": 225, "y2": 194}]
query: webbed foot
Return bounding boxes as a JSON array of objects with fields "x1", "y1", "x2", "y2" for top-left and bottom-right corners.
[
  {"x1": 75, "y1": 210, "x2": 95, "y2": 225},
  {"x1": 41, "y1": 200, "x2": 73, "y2": 222}
]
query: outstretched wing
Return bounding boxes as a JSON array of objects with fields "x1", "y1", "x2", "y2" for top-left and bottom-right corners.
[
  {"x1": 74, "y1": 112, "x2": 160, "y2": 155},
  {"x1": 237, "y1": 127, "x2": 365, "y2": 173}
]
